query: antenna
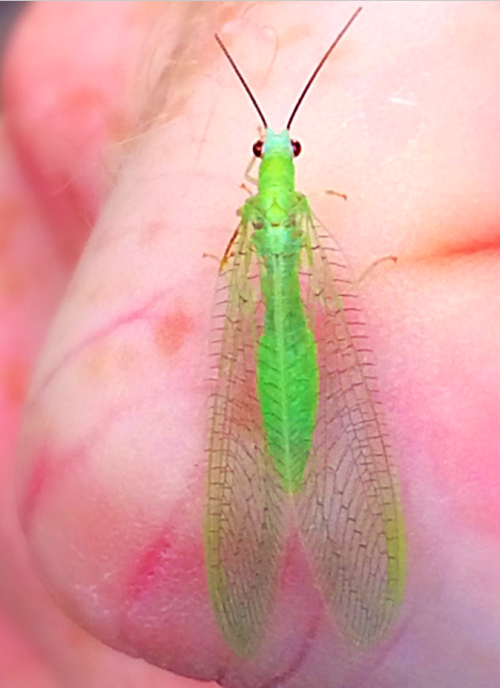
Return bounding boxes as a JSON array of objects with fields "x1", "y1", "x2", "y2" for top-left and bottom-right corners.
[
  {"x1": 215, "y1": 34, "x2": 268, "y2": 128},
  {"x1": 286, "y1": 7, "x2": 362, "y2": 130},
  {"x1": 215, "y1": 6, "x2": 362, "y2": 132}
]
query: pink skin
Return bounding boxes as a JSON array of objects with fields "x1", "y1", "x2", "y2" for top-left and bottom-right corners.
[{"x1": 2, "y1": 1, "x2": 500, "y2": 686}]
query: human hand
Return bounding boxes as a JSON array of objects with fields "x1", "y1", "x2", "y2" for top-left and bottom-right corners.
[{"x1": 3, "y1": 3, "x2": 500, "y2": 687}]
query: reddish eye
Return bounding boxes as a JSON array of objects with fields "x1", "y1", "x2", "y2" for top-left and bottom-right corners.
[
  {"x1": 291, "y1": 139, "x2": 302, "y2": 157},
  {"x1": 252, "y1": 140, "x2": 264, "y2": 158}
]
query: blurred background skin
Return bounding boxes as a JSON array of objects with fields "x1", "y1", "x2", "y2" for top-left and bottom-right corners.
[
  {"x1": 2, "y1": 5, "x2": 214, "y2": 687},
  {"x1": 2, "y1": 2, "x2": 500, "y2": 687},
  {"x1": 0, "y1": 3, "x2": 25, "y2": 65}
]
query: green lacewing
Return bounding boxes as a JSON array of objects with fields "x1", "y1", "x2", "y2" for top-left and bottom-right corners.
[{"x1": 204, "y1": 7, "x2": 406, "y2": 656}]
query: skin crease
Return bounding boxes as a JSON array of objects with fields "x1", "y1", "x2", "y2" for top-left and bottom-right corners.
[{"x1": 2, "y1": 0, "x2": 500, "y2": 686}]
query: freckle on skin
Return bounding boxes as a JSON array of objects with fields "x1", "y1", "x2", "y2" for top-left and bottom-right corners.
[
  {"x1": 274, "y1": 24, "x2": 310, "y2": 49},
  {"x1": 153, "y1": 308, "x2": 194, "y2": 357},
  {"x1": 81, "y1": 338, "x2": 140, "y2": 383},
  {"x1": 138, "y1": 220, "x2": 165, "y2": 247}
]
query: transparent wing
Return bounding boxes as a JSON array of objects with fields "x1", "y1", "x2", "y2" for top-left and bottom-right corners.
[
  {"x1": 204, "y1": 221, "x2": 286, "y2": 656},
  {"x1": 296, "y1": 208, "x2": 406, "y2": 646}
]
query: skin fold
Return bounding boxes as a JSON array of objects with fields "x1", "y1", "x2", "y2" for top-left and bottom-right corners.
[{"x1": 2, "y1": 2, "x2": 500, "y2": 686}]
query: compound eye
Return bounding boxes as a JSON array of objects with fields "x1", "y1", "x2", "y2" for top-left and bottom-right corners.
[
  {"x1": 291, "y1": 139, "x2": 302, "y2": 157},
  {"x1": 252, "y1": 140, "x2": 264, "y2": 158}
]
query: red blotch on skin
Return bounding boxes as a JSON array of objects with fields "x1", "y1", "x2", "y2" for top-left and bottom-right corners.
[
  {"x1": 128, "y1": 531, "x2": 173, "y2": 600},
  {"x1": 55, "y1": 85, "x2": 131, "y2": 153},
  {"x1": 5, "y1": 129, "x2": 97, "y2": 268},
  {"x1": 20, "y1": 434, "x2": 94, "y2": 530},
  {"x1": 127, "y1": 524, "x2": 205, "y2": 606},
  {"x1": 0, "y1": 199, "x2": 30, "y2": 297},
  {"x1": 0, "y1": 200, "x2": 24, "y2": 253},
  {"x1": 2, "y1": 358, "x2": 29, "y2": 406},
  {"x1": 432, "y1": 385, "x2": 500, "y2": 536},
  {"x1": 0, "y1": 265, "x2": 25, "y2": 298},
  {"x1": 20, "y1": 444, "x2": 53, "y2": 530},
  {"x1": 154, "y1": 308, "x2": 193, "y2": 357}
]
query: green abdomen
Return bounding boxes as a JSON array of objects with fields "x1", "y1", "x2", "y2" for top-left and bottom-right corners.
[{"x1": 257, "y1": 251, "x2": 318, "y2": 493}]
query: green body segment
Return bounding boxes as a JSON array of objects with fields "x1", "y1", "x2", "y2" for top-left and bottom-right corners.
[
  {"x1": 241, "y1": 130, "x2": 319, "y2": 493},
  {"x1": 205, "y1": 126, "x2": 406, "y2": 656}
]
